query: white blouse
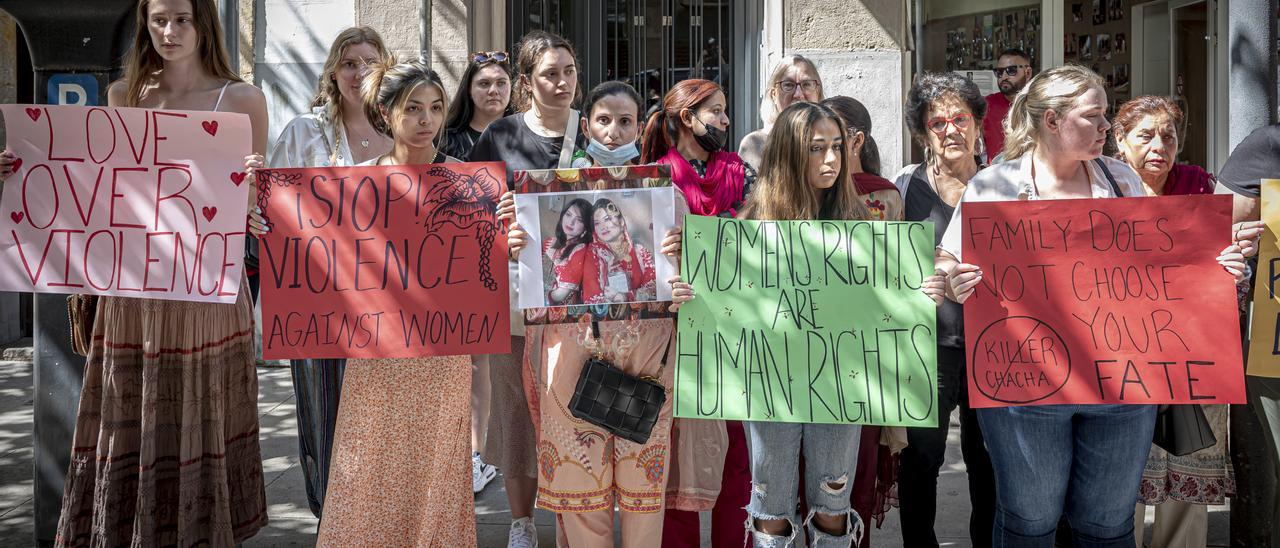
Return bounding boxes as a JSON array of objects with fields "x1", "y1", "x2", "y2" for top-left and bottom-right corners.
[{"x1": 269, "y1": 106, "x2": 356, "y2": 168}]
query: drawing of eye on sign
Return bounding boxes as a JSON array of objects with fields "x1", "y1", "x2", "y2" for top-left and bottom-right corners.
[
  {"x1": 0, "y1": 104, "x2": 253, "y2": 303},
  {"x1": 961, "y1": 194, "x2": 1246, "y2": 407}
]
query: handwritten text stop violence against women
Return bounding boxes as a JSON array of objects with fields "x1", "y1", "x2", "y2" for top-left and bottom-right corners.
[
  {"x1": 256, "y1": 163, "x2": 510, "y2": 359},
  {"x1": 961, "y1": 195, "x2": 1245, "y2": 407}
]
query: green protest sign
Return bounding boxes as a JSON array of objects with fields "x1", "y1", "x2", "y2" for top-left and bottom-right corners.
[{"x1": 674, "y1": 215, "x2": 938, "y2": 426}]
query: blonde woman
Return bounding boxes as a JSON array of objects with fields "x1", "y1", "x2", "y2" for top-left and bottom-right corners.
[
  {"x1": 935, "y1": 65, "x2": 1249, "y2": 545},
  {"x1": 264, "y1": 25, "x2": 392, "y2": 519},
  {"x1": 737, "y1": 54, "x2": 824, "y2": 169},
  {"x1": 310, "y1": 61, "x2": 476, "y2": 545},
  {"x1": 22, "y1": 0, "x2": 272, "y2": 544}
]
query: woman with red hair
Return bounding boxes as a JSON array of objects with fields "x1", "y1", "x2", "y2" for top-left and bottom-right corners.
[{"x1": 641, "y1": 78, "x2": 753, "y2": 547}]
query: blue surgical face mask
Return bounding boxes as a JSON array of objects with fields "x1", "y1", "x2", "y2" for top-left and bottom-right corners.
[{"x1": 586, "y1": 138, "x2": 640, "y2": 166}]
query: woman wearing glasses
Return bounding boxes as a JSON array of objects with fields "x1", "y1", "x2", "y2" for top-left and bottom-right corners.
[
  {"x1": 737, "y1": 55, "x2": 824, "y2": 170},
  {"x1": 891, "y1": 71, "x2": 997, "y2": 548},
  {"x1": 439, "y1": 48, "x2": 514, "y2": 496}
]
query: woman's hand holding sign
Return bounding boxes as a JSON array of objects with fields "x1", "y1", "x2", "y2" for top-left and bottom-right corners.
[
  {"x1": 1231, "y1": 220, "x2": 1264, "y2": 258},
  {"x1": 922, "y1": 269, "x2": 947, "y2": 306},
  {"x1": 0, "y1": 149, "x2": 16, "y2": 182},
  {"x1": 946, "y1": 263, "x2": 983, "y2": 304},
  {"x1": 244, "y1": 153, "x2": 270, "y2": 236},
  {"x1": 660, "y1": 226, "x2": 682, "y2": 257},
  {"x1": 667, "y1": 275, "x2": 694, "y2": 313}
]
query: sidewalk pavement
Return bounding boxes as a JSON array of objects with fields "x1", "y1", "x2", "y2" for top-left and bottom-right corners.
[{"x1": 0, "y1": 359, "x2": 1228, "y2": 547}]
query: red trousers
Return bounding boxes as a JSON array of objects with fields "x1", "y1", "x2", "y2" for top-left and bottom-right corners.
[{"x1": 661, "y1": 421, "x2": 752, "y2": 547}]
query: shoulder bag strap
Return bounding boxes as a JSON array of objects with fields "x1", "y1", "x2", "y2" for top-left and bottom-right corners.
[
  {"x1": 558, "y1": 109, "x2": 580, "y2": 169},
  {"x1": 1094, "y1": 157, "x2": 1124, "y2": 198}
]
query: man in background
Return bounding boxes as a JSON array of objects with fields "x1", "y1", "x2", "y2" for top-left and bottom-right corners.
[{"x1": 983, "y1": 48, "x2": 1034, "y2": 163}]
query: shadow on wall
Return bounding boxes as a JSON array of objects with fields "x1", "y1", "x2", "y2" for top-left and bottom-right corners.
[{"x1": 254, "y1": 0, "x2": 352, "y2": 148}]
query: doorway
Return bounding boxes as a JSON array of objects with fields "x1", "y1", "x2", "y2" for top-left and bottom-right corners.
[{"x1": 507, "y1": 0, "x2": 756, "y2": 142}]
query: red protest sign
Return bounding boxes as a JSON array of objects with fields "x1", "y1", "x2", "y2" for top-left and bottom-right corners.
[
  {"x1": 256, "y1": 162, "x2": 511, "y2": 359},
  {"x1": 961, "y1": 195, "x2": 1244, "y2": 407},
  {"x1": 0, "y1": 104, "x2": 252, "y2": 302}
]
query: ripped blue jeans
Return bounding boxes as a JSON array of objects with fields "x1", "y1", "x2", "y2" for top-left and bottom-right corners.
[{"x1": 745, "y1": 421, "x2": 863, "y2": 547}]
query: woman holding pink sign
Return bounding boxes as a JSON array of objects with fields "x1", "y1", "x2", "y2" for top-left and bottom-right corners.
[{"x1": 0, "y1": 0, "x2": 273, "y2": 545}]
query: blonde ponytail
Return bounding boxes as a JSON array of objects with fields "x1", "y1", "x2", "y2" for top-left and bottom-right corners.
[{"x1": 1001, "y1": 65, "x2": 1106, "y2": 160}]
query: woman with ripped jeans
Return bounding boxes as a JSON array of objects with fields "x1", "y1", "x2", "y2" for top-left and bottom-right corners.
[{"x1": 670, "y1": 101, "x2": 946, "y2": 547}]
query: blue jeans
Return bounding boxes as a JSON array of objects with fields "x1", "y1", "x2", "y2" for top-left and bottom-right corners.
[
  {"x1": 745, "y1": 422, "x2": 862, "y2": 548},
  {"x1": 977, "y1": 404, "x2": 1156, "y2": 548}
]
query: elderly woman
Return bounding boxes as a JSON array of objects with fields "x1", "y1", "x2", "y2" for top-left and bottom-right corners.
[
  {"x1": 936, "y1": 65, "x2": 1250, "y2": 546},
  {"x1": 1113, "y1": 95, "x2": 1231, "y2": 548},
  {"x1": 737, "y1": 54, "x2": 824, "y2": 169},
  {"x1": 890, "y1": 72, "x2": 996, "y2": 548}
]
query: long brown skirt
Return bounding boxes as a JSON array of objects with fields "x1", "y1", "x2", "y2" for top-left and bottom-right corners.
[{"x1": 54, "y1": 288, "x2": 267, "y2": 547}]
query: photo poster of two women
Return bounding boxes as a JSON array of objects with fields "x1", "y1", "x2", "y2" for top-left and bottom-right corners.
[{"x1": 513, "y1": 165, "x2": 678, "y2": 322}]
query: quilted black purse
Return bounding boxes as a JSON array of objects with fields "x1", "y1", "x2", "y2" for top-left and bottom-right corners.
[{"x1": 568, "y1": 323, "x2": 670, "y2": 444}]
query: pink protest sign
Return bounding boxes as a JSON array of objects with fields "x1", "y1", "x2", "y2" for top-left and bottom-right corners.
[{"x1": 0, "y1": 104, "x2": 252, "y2": 303}]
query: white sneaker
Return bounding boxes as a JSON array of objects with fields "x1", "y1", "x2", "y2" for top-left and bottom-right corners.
[
  {"x1": 507, "y1": 517, "x2": 538, "y2": 548},
  {"x1": 472, "y1": 452, "x2": 497, "y2": 494}
]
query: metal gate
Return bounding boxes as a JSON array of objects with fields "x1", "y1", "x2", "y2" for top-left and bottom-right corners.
[{"x1": 507, "y1": 0, "x2": 757, "y2": 142}]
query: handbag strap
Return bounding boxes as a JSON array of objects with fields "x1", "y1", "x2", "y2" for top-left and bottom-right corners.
[
  {"x1": 589, "y1": 320, "x2": 674, "y2": 380},
  {"x1": 1094, "y1": 157, "x2": 1124, "y2": 197},
  {"x1": 558, "y1": 109, "x2": 580, "y2": 169}
]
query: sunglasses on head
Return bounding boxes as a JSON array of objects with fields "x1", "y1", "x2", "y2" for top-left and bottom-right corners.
[
  {"x1": 473, "y1": 51, "x2": 509, "y2": 64},
  {"x1": 994, "y1": 65, "x2": 1029, "y2": 77}
]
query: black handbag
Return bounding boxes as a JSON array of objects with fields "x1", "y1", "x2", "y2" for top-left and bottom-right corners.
[
  {"x1": 568, "y1": 322, "x2": 670, "y2": 444},
  {"x1": 1152, "y1": 404, "x2": 1217, "y2": 456}
]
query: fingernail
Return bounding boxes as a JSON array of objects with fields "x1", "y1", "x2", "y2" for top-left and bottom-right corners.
[{"x1": 255, "y1": 207, "x2": 261, "y2": 214}]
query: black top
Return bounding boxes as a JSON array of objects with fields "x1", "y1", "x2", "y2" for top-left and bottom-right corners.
[
  {"x1": 903, "y1": 164, "x2": 964, "y2": 349},
  {"x1": 1218, "y1": 123, "x2": 1280, "y2": 199},
  {"x1": 440, "y1": 125, "x2": 483, "y2": 161},
  {"x1": 468, "y1": 112, "x2": 588, "y2": 188}
]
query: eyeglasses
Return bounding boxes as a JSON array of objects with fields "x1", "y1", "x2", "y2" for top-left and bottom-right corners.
[
  {"x1": 927, "y1": 113, "x2": 974, "y2": 134},
  {"x1": 776, "y1": 79, "x2": 821, "y2": 94},
  {"x1": 993, "y1": 65, "x2": 1029, "y2": 77},
  {"x1": 473, "y1": 51, "x2": 509, "y2": 64}
]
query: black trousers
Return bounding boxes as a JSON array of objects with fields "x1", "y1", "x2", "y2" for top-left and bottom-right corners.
[{"x1": 898, "y1": 345, "x2": 997, "y2": 548}]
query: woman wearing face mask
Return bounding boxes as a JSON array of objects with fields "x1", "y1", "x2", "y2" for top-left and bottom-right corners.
[
  {"x1": 890, "y1": 72, "x2": 998, "y2": 548},
  {"x1": 1112, "y1": 96, "x2": 1230, "y2": 548},
  {"x1": 313, "y1": 61, "x2": 478, "y2": 545},
  {"x1": 249, "y1": 26, "x2": 392, "y2": 520},
  {"x1": 640, "y1": 78, "x2": 750, "y2": 547},
  {"x1": 501, "y1": 80, "x2": 687, "y2": 546},
  {"x1": 441, "y1": 51, "x2": 512, "y2": 161},
  {"x1": 738, "y1": 55, "x2": 824, "y2": 170},
  {"x1": 668, "y1": 101, "x2": 945, "y2": 547},
  {"x1": 469, "y1": 30, "x2": 587, "y2": 547},
  {"x1": 935, "y1": 65, "x2": 1250, "y2": 546},
  {"x1": 24, "y1": 0, "x2": 271, "y2": 544}
]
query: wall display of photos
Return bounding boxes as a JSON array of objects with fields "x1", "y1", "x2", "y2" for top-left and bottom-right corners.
[
  {"x1": 927, "y1": 5, "x2": 1041, "y2": 73},
  {"x1": 1066, "y1": 0, "x2": 1133, "y2": 116}
]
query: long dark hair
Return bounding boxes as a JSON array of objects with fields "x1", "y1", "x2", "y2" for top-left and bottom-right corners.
[
  {"x1": 550, "y1": 198, "x2": 593, "y2": 260},
  {"x1": 444, "y1": 55, "x2": 514, "y2": 133},
  {"x1": 822, "y1": 96, "x2": 881, "y2": 176},
  {"x1": 639, "y1": 79, "x2": 723, "y2": 163}
]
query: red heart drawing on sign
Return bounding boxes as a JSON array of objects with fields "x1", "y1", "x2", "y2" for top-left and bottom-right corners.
[
  {"x1": 25, "y1": 108, "x2": 40, "y2": 122},
  {"x1": 230, "y1": 172, "x2": 246, "y2": 186},
  {"x1": 10, "y1": 158, "x2": 21, "y2": 173},
  {"x1": 10, "y1": 212, "x2": 23, "y2": 224},
  {"x1": 202, "y1": 206, "x2": 217, "y2": 222},
  {"x1": 202, "y1": 120, "x2": 218, "y2": 136}
]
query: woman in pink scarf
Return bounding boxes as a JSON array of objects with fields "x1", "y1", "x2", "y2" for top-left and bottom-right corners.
[
  {"x1": 581, "y1": 198, "x2": 658, "y2": 304},
  {"x1": 640, "y1": 78, "x2": 753, "y2": 548}
]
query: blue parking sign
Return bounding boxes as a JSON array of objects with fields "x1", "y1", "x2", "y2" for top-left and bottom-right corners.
[{"x1": 47, "y1": 73, "x2": 99, "y2": 106}]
